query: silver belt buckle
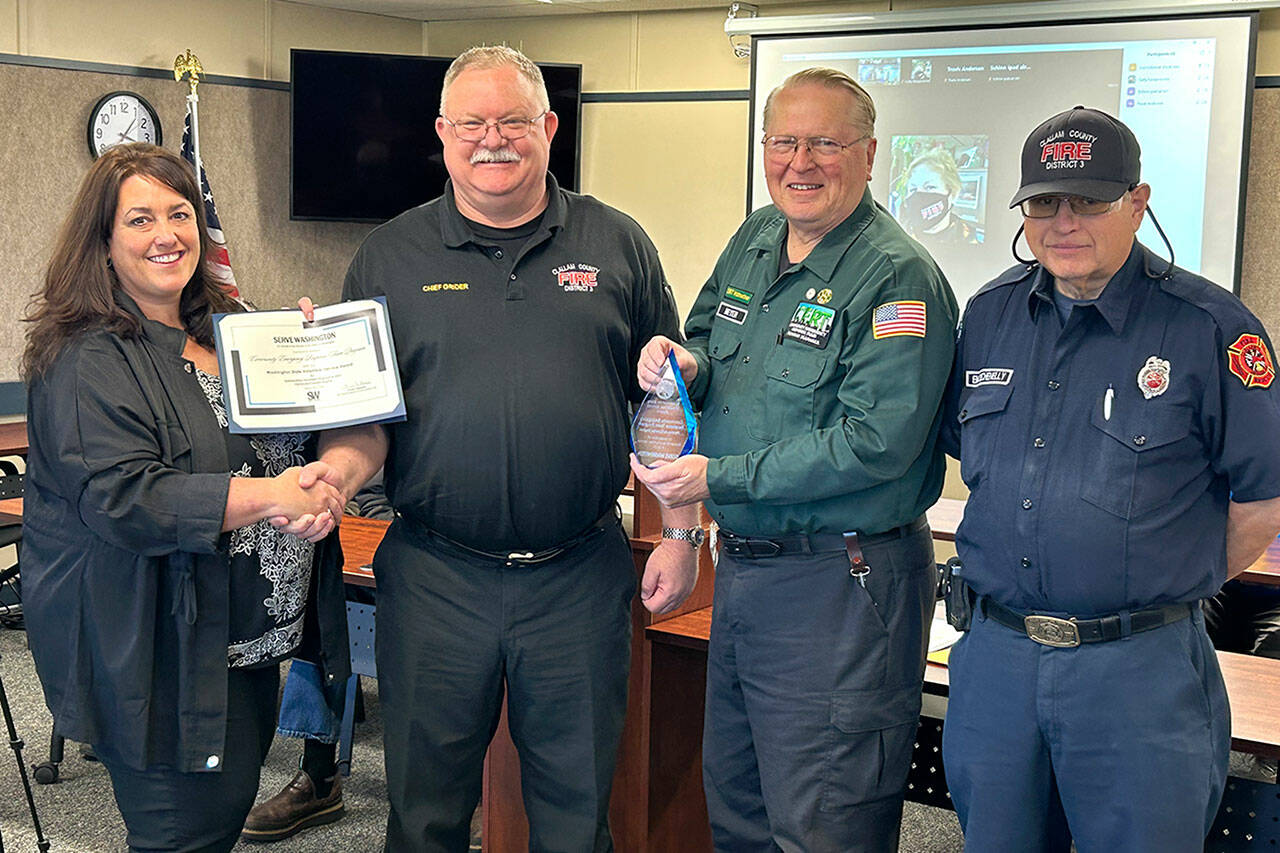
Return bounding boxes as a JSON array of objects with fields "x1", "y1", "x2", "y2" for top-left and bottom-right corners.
[{"x1": 1024, "y1": 615, "x2": 1081, "y2": 648}]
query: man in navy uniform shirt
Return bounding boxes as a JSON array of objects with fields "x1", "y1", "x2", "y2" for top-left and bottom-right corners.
[{"x1": 940, "y1": 106, "x2": 1280, "y2": 851}]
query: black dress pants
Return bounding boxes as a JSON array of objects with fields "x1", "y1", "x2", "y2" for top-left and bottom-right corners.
[
  {"x1": 374, "y1": 518, "x2": 636, "y2": 853},
  {"x1": 97, "y1": 664, "x2": 279, "y2": 853}
]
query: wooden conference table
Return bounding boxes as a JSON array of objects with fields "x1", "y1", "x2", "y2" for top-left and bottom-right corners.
[{"x1": 0, "y1": 421, "x2": 28, "y2": 457}]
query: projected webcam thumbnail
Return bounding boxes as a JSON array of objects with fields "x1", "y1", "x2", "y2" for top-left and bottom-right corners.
[
  {"x1": 888, "y1": 135, "x2": 989, "y2": 248},
  {"x1": 859, "y1": 58, "x2": 902, "y2": 85}
]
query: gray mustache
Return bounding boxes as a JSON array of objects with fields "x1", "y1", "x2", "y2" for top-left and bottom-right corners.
[{"x1": 470, "y1": 148, "x2": 522, "y2": 164}]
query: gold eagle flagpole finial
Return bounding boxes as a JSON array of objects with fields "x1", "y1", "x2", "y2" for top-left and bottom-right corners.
[{"x1": 174, "y1": 49, "x2": 203, "y2": 97}]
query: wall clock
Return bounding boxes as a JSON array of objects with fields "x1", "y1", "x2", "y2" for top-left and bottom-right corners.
[{"x1": 87, "y1": 91, "x2": 162, "y2": 157}]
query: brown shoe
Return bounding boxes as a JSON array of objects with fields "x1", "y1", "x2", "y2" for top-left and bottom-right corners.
[{"x1": 241, "y1": 769, "x2": 345, "y2": 843}]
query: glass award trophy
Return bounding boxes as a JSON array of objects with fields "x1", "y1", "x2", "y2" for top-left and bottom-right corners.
[{"x1": 630, "y1": 350, "x2": 697, "y2": 468}]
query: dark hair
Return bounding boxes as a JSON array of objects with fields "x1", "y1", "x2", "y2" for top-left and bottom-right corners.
[{"x1": 22, "y1": 143, "x2": 239, "y2": 380}]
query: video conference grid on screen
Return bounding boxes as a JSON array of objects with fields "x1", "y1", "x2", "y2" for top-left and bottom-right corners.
[{"x1": 750, "y1": 16, "x2": 1254, "y2": 305}]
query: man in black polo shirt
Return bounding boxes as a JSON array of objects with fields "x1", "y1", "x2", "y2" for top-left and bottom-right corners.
[{"x1": 284, "y1": 45, "x2": 698, "y2": 851}]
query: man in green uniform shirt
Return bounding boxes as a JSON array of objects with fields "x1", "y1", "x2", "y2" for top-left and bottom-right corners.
[{"x1": 633, "y1": 68, "x2": 957, "y2": 852}]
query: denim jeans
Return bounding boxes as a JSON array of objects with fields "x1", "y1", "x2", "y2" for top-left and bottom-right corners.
[{"x1": 276, "y1": 659, "x2": 341, "y2": 744}]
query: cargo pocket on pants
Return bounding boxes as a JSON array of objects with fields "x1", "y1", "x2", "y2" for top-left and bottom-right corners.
[{"x1": 819, "y1": 683, "x2": 921, "y2": 813}]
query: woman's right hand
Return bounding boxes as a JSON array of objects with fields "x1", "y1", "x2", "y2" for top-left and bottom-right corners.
[{"x1": 272, "y1": 466, "x2": 345, "y2": 522}]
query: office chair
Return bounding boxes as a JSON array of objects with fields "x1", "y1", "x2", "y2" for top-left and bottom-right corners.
[
  {"x1": 0, "y1": 458, "x2": 22, "y2": 628},
  {"x1": 337, "y1": 602, "x2": 376, "y2": 777}
]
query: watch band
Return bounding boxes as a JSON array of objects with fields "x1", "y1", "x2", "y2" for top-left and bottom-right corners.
[{"x1": 662, "y1": 526, "x2": 705, "y2": 548}]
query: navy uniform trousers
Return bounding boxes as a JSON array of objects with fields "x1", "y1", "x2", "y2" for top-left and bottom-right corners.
[
  {"x1": 372, "y1": 517, "x2": 636, "y2": 853},
  {"x1": 702, "y1": 524, "x2": 935, "y2": 853},
  {"x1": 942, "y1": 605, "x2": 1229, "y2": 852}
]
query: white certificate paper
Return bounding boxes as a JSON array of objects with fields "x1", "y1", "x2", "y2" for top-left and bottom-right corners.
[{"x1": 213, "y1": 298, "x2": 406, "y2": 434}]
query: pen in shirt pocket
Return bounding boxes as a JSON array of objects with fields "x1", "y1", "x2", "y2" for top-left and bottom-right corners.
[{"x1": 1104, "y1": 384, "x2": 1114, "y2": 421}]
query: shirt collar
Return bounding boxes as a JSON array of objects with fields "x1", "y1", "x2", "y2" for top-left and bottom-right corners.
[
  {"x1": 440, "y1": 173, "x2": 566, "y2": 249},
  {"x1": 114, "y1": 290, "x2": 189, "y2": 355},
  {"x1": 1027, "y1": 240, "x2": 1144, "y2": 335},
  {"x1": 747, "y1": 187, "x2": 876, "y2": 284}
]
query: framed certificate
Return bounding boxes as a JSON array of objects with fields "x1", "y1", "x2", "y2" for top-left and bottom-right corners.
[{"x1": 213, "y1": 298, "x2": 406, "y2": 434}]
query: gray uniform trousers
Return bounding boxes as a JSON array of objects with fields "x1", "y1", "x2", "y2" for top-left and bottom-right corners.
[{"x1": 702, "y1": 524, "x2": 935, "y2": 852}]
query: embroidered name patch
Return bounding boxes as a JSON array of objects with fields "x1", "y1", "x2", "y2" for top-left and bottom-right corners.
[
  {"x1": 783, "y1": 303, "x2": 835, "y2": 349},
  {"x1": 1227, "y1": 333, "x2": 1276, "y2": 388},
  {"x1": 965, "y1": 368, "x2": 1013, "y2": 387},
  {"x1": 716, "y1": 301, "x2": 748, "y2": 325},
  {"x1": 422, "y1": 282, "x2": 469, "y2": 293},
  {"x1": 725, "y1": 286, "x2": 753, "y2": 305},
  {"x1": 872, "y1": 300, "x2": 926, "y2": 339},
  {"x1": 553, "y1": 263, "x2": 599, "y2": 292}
]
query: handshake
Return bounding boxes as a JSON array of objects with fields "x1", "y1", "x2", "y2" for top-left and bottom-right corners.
[
  {"x1": 259, "y1": 297, "x2": 368, "y2": 543},
  {"x1": 266, "y1": 460, "x2": 350, "y2": 542}
]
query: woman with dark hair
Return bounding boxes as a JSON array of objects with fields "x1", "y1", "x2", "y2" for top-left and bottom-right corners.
[{"x1": 21, "y1": 142, "x2": 351, "y2": 852}]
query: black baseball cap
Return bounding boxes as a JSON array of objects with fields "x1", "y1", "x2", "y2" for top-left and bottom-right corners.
[{"x1": 1009, "y1": 106, "x2": 1141, "y2": 207}]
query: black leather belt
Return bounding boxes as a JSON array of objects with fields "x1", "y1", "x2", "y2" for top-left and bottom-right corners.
[
  {"x1": 719, "y1": 516, "x2": 928, "y2": 560},
  {"x1": 982, "y1": 597, "x2": 1193, "y2": 648},
  {"x1": 400, "y1": 508, "x2": 619, "y2": 567}
]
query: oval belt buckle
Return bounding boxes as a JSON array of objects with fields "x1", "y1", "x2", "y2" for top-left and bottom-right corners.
[{"x1": 1024, "y1": 614, "x2": 1081, "y2": 647}]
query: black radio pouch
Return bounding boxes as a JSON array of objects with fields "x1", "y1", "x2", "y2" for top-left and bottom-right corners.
[{"x1": 941, "y1": 556, "x2": 972, "y2": 631}]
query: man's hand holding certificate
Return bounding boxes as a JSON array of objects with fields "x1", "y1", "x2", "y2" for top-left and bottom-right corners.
[{"x1": 214, "y1": 297, "x2": 406, "y2": 433}]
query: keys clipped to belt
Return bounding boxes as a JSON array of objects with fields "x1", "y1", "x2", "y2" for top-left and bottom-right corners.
[{"x1": 843, "y1": 532, "x2": 870, "y2": 587}]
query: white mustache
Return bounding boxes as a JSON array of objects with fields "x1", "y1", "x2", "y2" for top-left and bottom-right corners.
[{"x1": 470, "y1": 148, "x2": 522, "y2": 164}]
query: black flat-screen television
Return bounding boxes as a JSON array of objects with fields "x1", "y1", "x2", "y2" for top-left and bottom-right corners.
[{"x1": 291, "y1": 49, "x2": 582, "y2": 223}]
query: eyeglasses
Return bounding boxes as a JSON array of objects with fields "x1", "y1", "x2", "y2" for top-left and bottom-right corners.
[
  {"x1": 1019, "y1": 194, "x2": 1125, "y2": 219},
  {"x1": 441, "y1": 112, "x2": 547, "y2": 142},
  {"x1": 761, "y1": 134, "x2": 871, "y2": 163}
]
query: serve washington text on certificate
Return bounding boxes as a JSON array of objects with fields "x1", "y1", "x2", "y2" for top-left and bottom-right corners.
[{"x1": 213, "y1": 297, "x2": 406, "y2": 433}]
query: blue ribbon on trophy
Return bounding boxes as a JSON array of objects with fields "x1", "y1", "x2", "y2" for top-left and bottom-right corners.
[{"x1": 630, "y1": 350, "x2": 698, "y2": 468}]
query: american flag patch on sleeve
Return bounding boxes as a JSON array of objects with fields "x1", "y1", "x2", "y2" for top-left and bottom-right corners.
[{"x1": 872, "y1": 300, "x2": 927, "y2": 339}]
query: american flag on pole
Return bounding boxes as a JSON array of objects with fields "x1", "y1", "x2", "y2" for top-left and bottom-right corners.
[
  {"x1": 871, "y1": 300, "x2": 927, "y2": 339},
  {"x1": 180, "y1": 104, "x2": 240, "y2": 299}
]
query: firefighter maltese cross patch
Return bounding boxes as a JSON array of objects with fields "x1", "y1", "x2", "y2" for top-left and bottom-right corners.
[
  {"x1": 1227, "y1": 333, "x2": 1276, "y2": 389},
  {"x1": 1136, "y1": 355, "x2": 1170, "y2": 400}
]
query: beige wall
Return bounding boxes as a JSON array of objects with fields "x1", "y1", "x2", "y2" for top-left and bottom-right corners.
[{"x1": 5, "y1": 0, "x2": 423, "y2": 79}]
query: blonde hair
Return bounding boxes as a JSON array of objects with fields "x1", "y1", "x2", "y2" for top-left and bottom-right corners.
[
  {"x1": 906, "y1": 149, "x2": 962, "y2": 196},
  {"x1": 440, "y1": 45, "x2": 550, "y2": 115},
  {"x1": 763, "y1": 67, "x2": 876, "y2": 137}
]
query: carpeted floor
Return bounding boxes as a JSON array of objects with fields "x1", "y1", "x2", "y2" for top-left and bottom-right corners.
[{"x1": 0, "y1": 625, "x2": 963, "y2": 851}]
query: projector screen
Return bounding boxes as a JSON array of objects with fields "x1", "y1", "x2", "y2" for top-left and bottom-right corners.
[{"x1": 749, "y1": 15, "x2": 1256, "y2": 305}]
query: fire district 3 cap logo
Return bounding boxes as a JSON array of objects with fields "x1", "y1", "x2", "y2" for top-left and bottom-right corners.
[
  {"x1": 1039, "y1": 130, "x2": 1096, "y2": 171},
  {"x1": 553, "y1": 262, "x2": 600, "y2": 292},
  {"x1": 1227, "y1": 333, "x2": 1276, "y2": 389}
]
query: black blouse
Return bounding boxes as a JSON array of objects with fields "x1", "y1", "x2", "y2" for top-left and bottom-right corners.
[{"x1": 194, "y1": 368, "x2": 314, "y2": 669}]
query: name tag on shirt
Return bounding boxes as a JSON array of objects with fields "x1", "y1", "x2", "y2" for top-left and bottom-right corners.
[
  {"x1": 966, "y1": 368, "x2": 1014, "y2": 387},
  {"x1": 716, "y1": 301, "x2": 748, "y2": 325}
]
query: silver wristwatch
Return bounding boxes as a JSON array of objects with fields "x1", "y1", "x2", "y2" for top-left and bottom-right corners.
[{"x1": 662, "y1": 526, "x2": 706, "y2": 549}]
